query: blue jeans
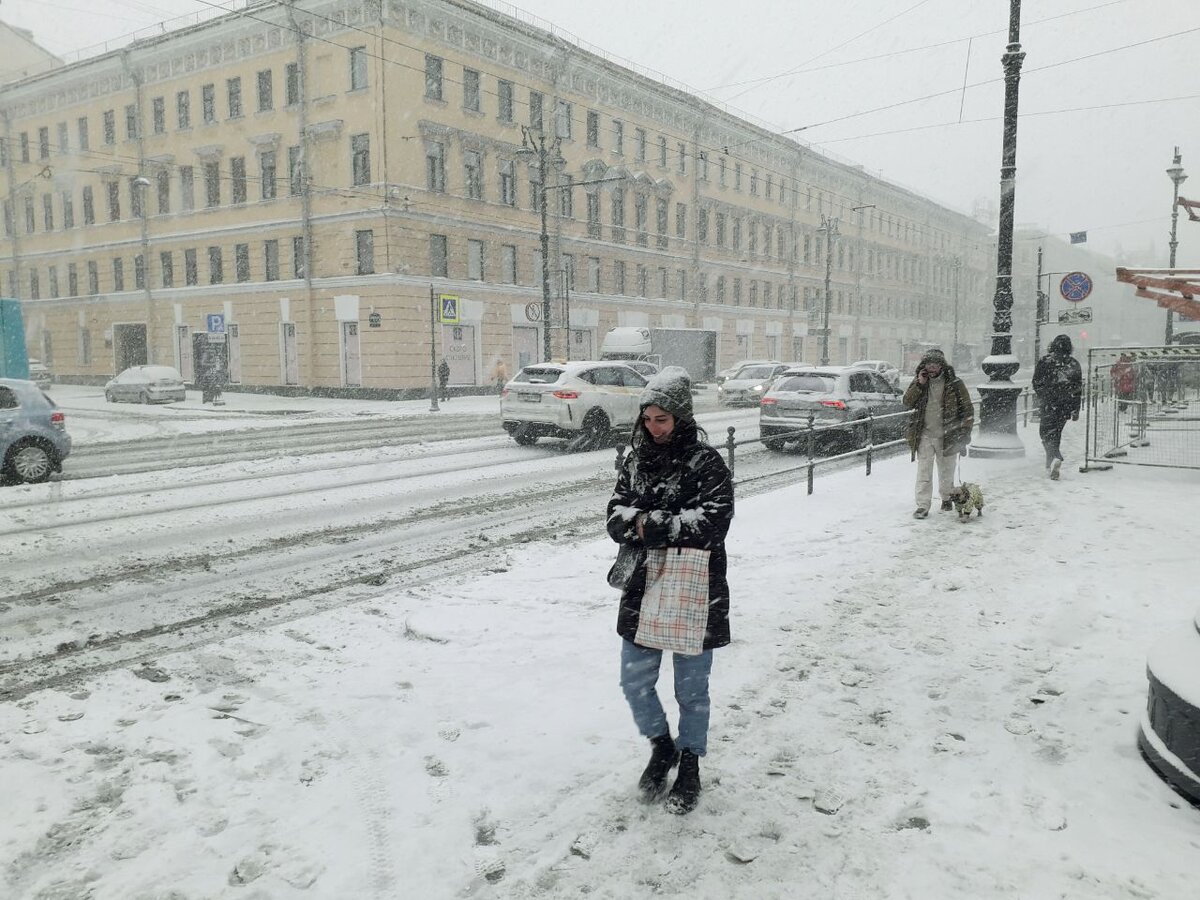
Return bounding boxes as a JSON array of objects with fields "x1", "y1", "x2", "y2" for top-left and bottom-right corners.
[{"x1": 620, "y1": 639, "x2": 714, "y2": 756}]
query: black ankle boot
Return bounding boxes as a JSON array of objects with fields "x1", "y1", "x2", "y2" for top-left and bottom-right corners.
[
  {"x1": 638, "y1": 734, "x2": 679, "y2": 801},
  {"x1": 665, "y1": 749, "x2": 701, "y2": 815}
]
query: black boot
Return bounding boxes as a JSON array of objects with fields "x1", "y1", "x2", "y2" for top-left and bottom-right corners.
[
  {"x1": 665, "y1": 749, "x2": 701, "y2": 815},
  {"x1": 638, "y1": 734, "x2": 679, "y2": 801}
]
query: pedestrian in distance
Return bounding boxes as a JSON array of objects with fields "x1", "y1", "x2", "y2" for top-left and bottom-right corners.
[
  {"x1": 491, "y1": 357, "x2": 509, "y2": 391},
  {"x1": 606, "y1": 366, "x2": 734, "y2": 815},
  {"x1": 1032, "y1": 334, "x2": 1083, "y2": 480},
  {"x1": 903, "y1": 348, "x2": 974, "y2": 519},
  {"x1": 437, "y1": 357, "x2": 451, "y2": 401},
  {"x1": 1112, "y1": 353, "x2": 1137, "y2": 404}
]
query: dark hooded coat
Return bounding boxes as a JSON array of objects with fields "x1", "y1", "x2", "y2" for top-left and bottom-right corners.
[
  {"x1": 902, "y1": 353, "x2": 974, "y2": 458},
  {"x1": 606, "y1": 417, "x2": 734, "y2": 650},
  {"x1": 1033, "y1": 335, "x2": 1083, "y2": 418}
]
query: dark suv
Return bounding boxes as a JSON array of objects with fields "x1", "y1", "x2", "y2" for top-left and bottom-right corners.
[{"x1": 0, "y1": 378, "x2": 72, "y2": 484}]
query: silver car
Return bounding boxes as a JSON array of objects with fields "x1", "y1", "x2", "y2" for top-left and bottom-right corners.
[
  {"x1": 105, "y1": 365, "x2": 188, "y2": 403},
  {"x1": 0, "y1": 378, "x2": 72, "y2": 484},
  {"x1": 717, "y1": 362, "x2": 789, "y2": 407},
  {"x1": 759, "y1": 366, "x2": 905, "y2": 452}
]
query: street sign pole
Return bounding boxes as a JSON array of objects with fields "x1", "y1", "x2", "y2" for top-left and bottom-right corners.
[{"x1": 429, "y1": 285, "x2": 439, "y2": 412}]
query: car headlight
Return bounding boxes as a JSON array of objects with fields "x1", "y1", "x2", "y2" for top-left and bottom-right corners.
[{"x1": 751, "y1": 384, "x2": 764, "y2": 392}]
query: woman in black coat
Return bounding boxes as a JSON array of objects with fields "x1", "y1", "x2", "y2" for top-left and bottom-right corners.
[{"x1": 606, "y1": 367, "x2": 734, "y2": 815}]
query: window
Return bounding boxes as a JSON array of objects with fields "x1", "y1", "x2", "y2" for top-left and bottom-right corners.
[
  {"x1": 82, "y1": 186, "x2": 94, "y2": 224},
  {"x1": 184, "y1": 249, "x2": 198, "y2": 286},
  {"x1": 227, "y1": 77, "x2": 243, "y2": 118},
  {"x1": 125, "y1": 104, "x2": 138, "y2": 139},
  {"x1": 463, "y1": 68, "x2": 481, "y2": 112},
  {"x1": 235, "y1": 243, "x2": 250, "y2": 282},
  {"x1": 130, "y1": 178, "x2": 144, "y2": 219},
  {"x1": 499, "y1": 159, "x2": 515, "y2": 206},
  {"x1": 160, "y1": 251, "x2": 174, "y2": 288},
  {"x1": 38, "y1": 126, "x2": 49, "y2": 160},
  {"x1": 68, "y1": 263, "x2": 78, "y2": 296},
  {"x1": 351, "y1": 134, "x2": 370, "y2": 186},
  {"x1": 180, "y1": 166, "x2": 194, "y2": 212},
  {"x1": 19, "y1": 131, "x2": 29, "y2": 162},
  {"x1": 57, "y1": 122, "x2": 68, "y2": 153},
  {"x1": 716, "y1": 275, "x2": 726, "y2": 303},
  {"x1": 715, "y1": 212, "x2": 726, "y2": 248},
  {"x1": 261, "y1": 151, "x2": 277, "y2": 200},
  {"x1": 208, "y1": 246, "x2": 224, "y2": 284},
  {"x1": 765, "y1": 175, "x2": 773, "y2": 200},
  {"x1": 735, "y1": 163, "x2": 742, "y2": 191},
  {"x1": 467, "y1": 239, "x2": 484, "y2": 280},
  {"x1": 77, "y1": 117, "x2": 89, "y2": 150},
  {"x1": 555, "y1": 100, "x2": 572, "y2": 139},
  {"x1": 87, "y1": 261, "x2": 99, "y2": 295},
  {"x1": 529, "y1": 91, "x2": 543, "y2": 131},
  {"x1": 635, "y1": 127, "x2": 647, "y2": 162},
  {"x1": 498, "y1": 80, "x2": 514, "y2": 123},
  {"x1": 659, "y1": 267, "x2": 668, "y2": 299},
  {"x1": 733, "y1": 277, "x2": 742, "y2": 305},
  {"x1": 49, "y1": 267, "x2": 59, "y2": 299},
  {"x1": 430, "y1": 234, "x2": 448, "y2": 277},
  {"x1": 558, "y1": 175, "x2": 573, "y2": 219},
  {"x1": 62, "y1": 192, "x2": 74, "y2": 228},
  {"x1": 286, "y1": 63, "x2": 301, "y2": 105},
  {"x1": 699, "y1": 151, "x2": 708, "y2": 181},
  {"x1": 231, "y1": 157, "x2": 247, "y2": 204},
  {"x1": 656, "y1": 197, "x2": 668, "y2": 250},
  {"x1": 152, "y1": 97, "x2": 166, "y2": 134},
  {"x1": 719, "y1": 156, "x2": 727, "y2": 187},
  {"x1": 634, "y1": 194, "x2": 647, "y2": 246},
  {"x1": 134, "y1": 254, "x2": 146, "y2": 290},
  {"x1": 202, "y1": 84, "x2": 216, "y2": 123},
  {"x1": 501, "y1": 244, "x2": 517, "y2": 283},
  {"x1": 587, "y1": 256, "x2": 600, "y2": 292},
  {"x1": 257, "y1": 69, "x2": 273, "y2": 112},
  {"x1": 697, "y1": 208, "x2": 708, "y2": 244},
  {"x1": 614, "y1": 260, "x2": 626, "y2": 294},
  {"x1": 586, "y1": 192, "x2": 600, "y2": 237},
  {"x1": 425, "y1": 142, "x2": 445, "y2": 192},
  {"x1": 176, "y1": 91, "x2": 190, "y2": 129},
  {"x1": 658, "y1": 136, "x2": 667, "y2": 168},
  {"x1": 205, "y1": 162, "x2": 221, "y2": 207},
  {"x1": 677, "y1": 142, "x2": 686, "y2": 174},
  {"x1": 349, "y1": 47, "x2": 368, "y2": 90},
  {"x1": 23, "y1": 197, "x2": 34, "y2": 233},
  {"x1": 288, "y1": 146, "x2": 302, "y2": 196},
  {"x1": 292, "y1": 236, "x2": 305, "y2": 278},
  {"x1": 678, "y1": 269, "x2": 687, "y2": 301},
  {"x1": 463, "y1": 149, "x2": 482, "y2": 199},
  {"x1": 106, "y1": 182, "x2": 120, "y2": 221},
  {"x1": 749, "y1": 222, "x2": 757, "y2": 257},
  {"x1": 676, "y1": 202, "x2": 686, "y2": 238},
  {"x1": 587, "y1": 111, "x2": 599, "y2": 148},
  {"x1": 750, "y1": 281, "x2": 758, "y2": 306},
  {"x1": 637, "y1": 264, "x2": 647, "y2": 297},
  {"x1": 42, "y1": 194, "x2": 53, "y2": 231},
  {"x1": 750, "y1": 169, "x2": 758, "y2": 195},
  {"x1": 264, "y1": 239, "x2": 280, "y2": 281},
  {"x1": 103, "y1": 111, "x2": 115, "y2": 145},
  {"x1": 424, "y1": 55, "x2": 443, "y2": 100},
  {"x1": 1, "y1": 201, "x2": 9, "y2": 237},
  {"x1": 29, "y1": 270, "x2": 39, "y2": 300},
  {"x1": 613, "y1": 119, "x2": 624, "y2": 155},
  {"x1": 611, "y1": 189, "x2": 625, "y2": 241}
]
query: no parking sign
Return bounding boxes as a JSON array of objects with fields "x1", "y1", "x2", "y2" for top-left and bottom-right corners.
[{"x1": 1059, "y1": 272, "x2": 1093, "y2": 302}]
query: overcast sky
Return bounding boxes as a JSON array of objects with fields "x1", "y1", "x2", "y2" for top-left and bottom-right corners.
[{"x1": 6, "y1": 0, "x2": 1198, "y2": 268}]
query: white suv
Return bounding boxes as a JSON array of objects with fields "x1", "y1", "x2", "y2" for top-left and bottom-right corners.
[{"x1": 501, "y1": 361, "x2": 648, "y2": 450}]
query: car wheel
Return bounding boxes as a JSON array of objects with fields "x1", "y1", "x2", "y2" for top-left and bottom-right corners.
[
  {"x1": 512, "y1": 426, "x2": 538, "y2": 446},
  {"x1": 569, "y1": 410, "x2": 611, "y2": 452},
  {"x1": 140, "y1": 390, "x2": 151, "y2": 404},
  {"x1": 104, "y1": 390, "x2": 114, "y2": 402},
  {"x1": 763, "y1": 437, "x2": 786, "y2": 452},
  {"x1": 7, "y1": 441, "x2": 54, "y2": 484}
]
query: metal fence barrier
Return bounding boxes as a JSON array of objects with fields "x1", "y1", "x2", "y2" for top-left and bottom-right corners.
[{"x1": 1083, "y1": 346, "x2": 1200, "y2": 472}]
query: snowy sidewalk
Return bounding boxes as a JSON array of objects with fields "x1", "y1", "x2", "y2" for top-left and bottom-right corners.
[{"x1": 3, "y1": 431, "x2": 1199, "y2": 898}]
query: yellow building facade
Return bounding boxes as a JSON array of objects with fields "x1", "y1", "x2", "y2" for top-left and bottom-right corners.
[{"x1": 0, "y1": 0, "x2": 993, "y2": 394}]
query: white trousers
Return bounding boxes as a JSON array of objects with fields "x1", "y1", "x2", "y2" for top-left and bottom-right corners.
[{"x1": 915, "y1": 433, "x2": 958, "y2": 510}]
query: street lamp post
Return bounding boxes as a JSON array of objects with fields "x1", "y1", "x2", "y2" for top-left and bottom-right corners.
[
  {"x1": 133, "y1": 175, "x2": 154, "y2": 364},
  {"x1": 1165, "y1": 148, "x2": 1188, "y2": 345},
  {"x1": 818, "y1": 214, "x2": 839, "y2": 366},
  {"x1": 971, "y1": 0, "x2": 1026, "y2": 458},
  {"x1": 514, "y1": 127, "x2": 564, "y2": 363}
]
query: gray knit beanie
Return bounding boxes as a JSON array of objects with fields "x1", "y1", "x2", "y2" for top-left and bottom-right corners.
[{"x1": 639, "y1": 365, "x2": 694, "y2": 421}]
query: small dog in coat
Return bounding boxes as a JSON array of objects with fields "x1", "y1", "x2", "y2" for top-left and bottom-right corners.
[{"x1": 948, "y1": 482, "x2": 984, "y2": 520}]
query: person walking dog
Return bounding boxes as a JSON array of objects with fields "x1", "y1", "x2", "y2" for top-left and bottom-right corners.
[
  {"x1": 606, "y1": 367, "x2": 734, "y2": 815},
  {"x1": 903, "y1": 348, "x2": 973, "y2": 519},
  {"x1": 1032, "y1": 334, "x2": 1083, "y2": 479}
]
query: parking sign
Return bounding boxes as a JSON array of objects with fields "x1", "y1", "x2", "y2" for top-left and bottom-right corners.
[{"x1": 206, "y1": 313, "x2": 226, "y2": 333}]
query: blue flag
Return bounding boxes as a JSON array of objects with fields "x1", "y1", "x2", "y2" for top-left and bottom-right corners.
[{"x1": 1070, "y1": 231, "x2": 1087, "y2": 244}]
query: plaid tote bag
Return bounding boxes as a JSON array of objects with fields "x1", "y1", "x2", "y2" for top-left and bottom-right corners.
[{"x1": 634, "y1": 547, "x2": 712, "y2": 656}]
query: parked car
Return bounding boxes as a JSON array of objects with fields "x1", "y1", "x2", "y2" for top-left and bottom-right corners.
[
  {"x1": 105, "y1": 366, "x2": 187, "y2": 403},
  {"x1": 849, "y1": 359, "x2": 902, "y2": 388},
  {"x1": 717, "y1": 362, "x2": 792, "y2": 407},
  {"x1": 26, "y1": 358, "x2": 52, "y2": 391},
  {"x1": 622, "y1": 359, "x2": 660, "y2": 379},
  {"x1": 500, "y1": 361, "x2": 648, "y2": 450},
  {"x1": 0, "y1": 378, "x2": 71, "y2": 484},
  {"x1": 715, "y1": 359, "x2": 780, "y2": 386},
  {"x1": 758, "y1": 365, "x2": 906, "y2": 452}
]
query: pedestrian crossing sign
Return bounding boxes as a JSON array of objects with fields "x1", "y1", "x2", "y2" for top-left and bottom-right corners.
[{"x1": 438, "y1": 294, "x2": 460, "y2": 324}]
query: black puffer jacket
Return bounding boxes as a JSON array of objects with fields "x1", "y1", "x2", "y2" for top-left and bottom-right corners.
[
  {"x1": 606, "y1": 419, "x2": 734, "y2": 650},
  {"x1": 1032, "y1": 335, "x2": 1083, "y2": 417}
]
